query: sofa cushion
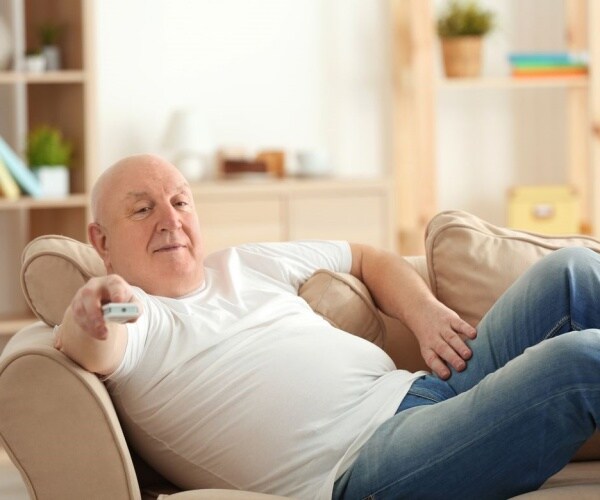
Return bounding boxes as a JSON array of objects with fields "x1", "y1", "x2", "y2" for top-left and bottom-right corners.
[
  {"x1": 20, "y1": 235, "x2": 385, "y2": 346},
  {"x1": 425, "y1": 210, "x2": 600, "y2": 327},
  {"x1": 298, "y1": 269, "x2": 385, "y2": 347}
]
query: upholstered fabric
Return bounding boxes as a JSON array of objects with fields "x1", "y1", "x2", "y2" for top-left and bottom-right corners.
[
  {"x1": 298, "y1": 269, "x2": 385, "y2": 347},
  {"x1": 0, "y1": 323, "x2": 140, "y2": 500},
  {"x1": 425, "y1": 210, "x2": 600, "y2": 327},
  {"x1": 21, "y1": 235, "x2": 106, "y2": 327}
]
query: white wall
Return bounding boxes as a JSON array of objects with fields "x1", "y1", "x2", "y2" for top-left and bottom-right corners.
[
  {"x1": 94, "y1": 0, "x2": 391, "y2": 178},
  {"x1": 94, "y1": 0, "x2": 569, "y2": 226}
]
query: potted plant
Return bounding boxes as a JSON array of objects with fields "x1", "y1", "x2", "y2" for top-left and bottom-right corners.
[
  {"x1": 39, "y1": 22, "x2": 63, "y2": 70},
  {"x1": 26, "y1": 125, "x2": 73, "y2": 197},
  {"x1": 24, "y1": 48, "x2": 46, "y2": 73},
  {"x1": 437, "y1": 0, "x2": 495, "y2": 78}
]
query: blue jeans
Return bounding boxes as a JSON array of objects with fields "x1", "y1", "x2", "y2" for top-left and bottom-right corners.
[{"x1": 333, "y1": 247, "x2": 600, "y2": 500}]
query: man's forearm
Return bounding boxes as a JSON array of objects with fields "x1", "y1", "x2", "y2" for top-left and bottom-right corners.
[
  {"x1": 349, "y1": 243, "x2": 476, "y2": 378},
  {"x1": 56, "y1": 305, "x2": 127, "y2": 376},
  {"x1": 350, "y1": 244, "x2": 436, "y2": 328}
]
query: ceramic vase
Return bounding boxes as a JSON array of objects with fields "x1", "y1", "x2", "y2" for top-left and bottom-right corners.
[{"x1": 42, "y1": 45, "x2": 61, "y2": 70}]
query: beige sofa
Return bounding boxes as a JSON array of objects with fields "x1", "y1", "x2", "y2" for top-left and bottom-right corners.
[{"x1": 2, "y1": 210, "x2": 600, "y2": 499}]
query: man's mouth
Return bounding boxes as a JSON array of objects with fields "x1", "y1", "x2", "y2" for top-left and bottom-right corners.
[{"x1": 154, "y1": 244, "x2": 186, "y2": 253}]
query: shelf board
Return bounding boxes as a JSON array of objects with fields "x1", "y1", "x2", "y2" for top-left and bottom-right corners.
[
  {"x1": 0, "y1": 193, "x2": 88, "y2": 210},
  {"x1": 0, "y1": 70, "x2": 86, "y2": 85},
  {"x1": 438, "y1": 75, "x2": 589, "y2": 90}
]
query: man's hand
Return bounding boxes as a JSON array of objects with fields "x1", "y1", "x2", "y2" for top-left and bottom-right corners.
[
  {"x1": 54, "y1": 274, "x2": 141, "y2": 375},
  {"x1": 411, "y1": 300, "x2": 477, "y2": 380}
]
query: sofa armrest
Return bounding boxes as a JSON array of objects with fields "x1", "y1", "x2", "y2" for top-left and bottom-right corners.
[{"x1": 0, "y1": 322, "x2": 141, "y2": 500}]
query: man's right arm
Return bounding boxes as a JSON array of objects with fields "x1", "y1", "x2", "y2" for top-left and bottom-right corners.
[{"x1": 54, "y1": 275, "x2": 139, "y2": 376}]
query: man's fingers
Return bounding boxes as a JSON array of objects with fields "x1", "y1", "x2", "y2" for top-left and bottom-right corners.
[
  {"x1": 443, "y1": 329, "x2": 472, "y2": 360},
  {"x1": 70, "y1": 274, "x2": 136, "y2": 339},
  {"x1": 104, "y1": 274, "x2": 133, "y2": 303},
  {"x1": 427, "y1": 355, "x2": 451, "y2": 380},
  {"x1": 452, "y1": 317, "x2": 477, "y2": 339}
]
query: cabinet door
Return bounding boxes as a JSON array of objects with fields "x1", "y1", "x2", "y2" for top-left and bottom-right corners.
[
  {"x1": 288, "y1": 194, "x2": 391, "y2": 249},
  {"x1": 195, "y1": 197, "x2": 283, "y2": 254}
]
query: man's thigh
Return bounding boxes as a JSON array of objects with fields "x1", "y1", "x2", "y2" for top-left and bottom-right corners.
[{"x1": 334, "y1": 331, "x2": 600, "y2": 500}]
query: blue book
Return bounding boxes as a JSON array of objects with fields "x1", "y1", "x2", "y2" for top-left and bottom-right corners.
[
  {"x1": 0, "y1": 135, "x2": 41, "y2": 197},
  {"x1": 508, "y1": 52, "x2": 588, "y2": 66}
]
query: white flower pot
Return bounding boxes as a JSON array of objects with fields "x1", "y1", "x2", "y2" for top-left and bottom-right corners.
[
  {"x1": 35, "y1": 166, "x2": 70, "y2": 198},
  {"x1": 25, "y1": 54, "x2": 46, "y2": 73}
]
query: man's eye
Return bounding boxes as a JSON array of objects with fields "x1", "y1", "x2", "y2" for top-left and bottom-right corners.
[
  {"x1": 136, "y1": 206, "x2": 151, "y2": 214},
  {"x1": 175, "y1": 201, "x2": 189, "y2": 208}
]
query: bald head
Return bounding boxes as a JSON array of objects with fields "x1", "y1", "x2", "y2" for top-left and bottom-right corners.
[
  {"x1": 91, "y1": 154, "x2": 187, "y2": 224},
  {"x1": 87, "y1": 154, "x2": 205, "y2": 296}
]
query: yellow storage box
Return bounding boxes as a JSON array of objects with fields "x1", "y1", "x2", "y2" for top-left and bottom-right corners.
[{"x1": 508, "y1": 185, "x2": 581, "y2": 235}]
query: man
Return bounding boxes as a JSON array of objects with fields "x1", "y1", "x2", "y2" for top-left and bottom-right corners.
[{"x1": 56, "y1": 154, "x2": 600, "y2": 499}]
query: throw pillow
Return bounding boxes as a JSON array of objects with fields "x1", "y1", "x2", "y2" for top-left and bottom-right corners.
[
  {"x1": 425, "y1": 210, "x2": 600, "y2": 327},
  {"x1": 298, "y1": 269, "x2": 385, "y2": 347}
]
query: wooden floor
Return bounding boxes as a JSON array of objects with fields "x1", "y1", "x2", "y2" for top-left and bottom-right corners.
[{"x1": 0, "y1": 447, "x2": 28, "y2": 499}]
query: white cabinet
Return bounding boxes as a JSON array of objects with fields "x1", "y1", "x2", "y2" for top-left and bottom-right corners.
[{"x1": 192, "y1": 178, "x2": 394, "y2": 255}]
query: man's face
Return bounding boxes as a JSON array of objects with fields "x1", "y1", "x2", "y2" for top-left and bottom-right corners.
[{"x1": 92, "y1": 158, "x2": 205, "y2": 297}]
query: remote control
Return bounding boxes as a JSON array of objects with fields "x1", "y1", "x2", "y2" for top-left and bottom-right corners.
[{"x1": 102, "y1": 303, "x2": 140, "y2": 323}]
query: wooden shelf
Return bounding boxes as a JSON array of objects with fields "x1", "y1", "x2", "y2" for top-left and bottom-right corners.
[
  {"x1": 0, "y1": 193, "x2": 88, "y2": 210},
  {"x1": 0, "y1": 70, "x2": 86, "y2": 84},
  {"x1": 438, "y1": 75, "x2": 589, "y2": 90}
]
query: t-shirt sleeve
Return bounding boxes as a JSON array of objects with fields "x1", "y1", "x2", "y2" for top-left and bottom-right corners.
[{"x1": 232, "y1": 240, "x2": 352, "y2": 291}]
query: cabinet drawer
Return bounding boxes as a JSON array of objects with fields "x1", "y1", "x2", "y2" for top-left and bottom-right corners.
[
  {"x1": 288, "y1": 194, "x2": 389, "y2": 248},
  {"x1": 195, "y1": 198, "x2": 283, "y2": 254}
]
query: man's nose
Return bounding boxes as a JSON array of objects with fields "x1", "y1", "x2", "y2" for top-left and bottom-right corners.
[{"x1": 158, "y1": 205, "x2": 182, "y2": 231}]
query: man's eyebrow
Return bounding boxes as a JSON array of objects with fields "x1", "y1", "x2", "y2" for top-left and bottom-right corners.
[
  {"x1": 124, "y1": 184, "x2": 191, "y2": 201},
  {"x1": 124, "y1": 191, "x2": 150, "y2": 201}
]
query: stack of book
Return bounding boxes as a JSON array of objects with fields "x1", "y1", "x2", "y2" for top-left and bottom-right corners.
[
  {"x1": 508, "y1": 52, "x2": 589, "y2": 78},
  {"x1": 0, "y1": 136, "x2": 41, "y2": 200}
]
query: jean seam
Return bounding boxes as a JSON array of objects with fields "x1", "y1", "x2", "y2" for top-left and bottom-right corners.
[
  {"x1": 543, "y1": 315, "x2": 570, "y2": 340},
  {"x1": 404, "y1": 391, "x2": 443, "y2": 404},
  {"x1": 367, "y1": 385, "x2": 600, "y2": 499}
]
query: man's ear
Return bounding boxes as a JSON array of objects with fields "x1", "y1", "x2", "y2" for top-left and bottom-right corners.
[{"x1": 88, "y1": 222, "x2": 110, "y2": 268}]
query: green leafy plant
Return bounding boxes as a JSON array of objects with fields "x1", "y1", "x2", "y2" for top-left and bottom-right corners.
[
  {"x1": 437, "y1": 0, "x2": 495, "y2": 38},
  {"x1": 39, "y1": 22, "x2": 62, "y2": 46},
  {"x1": 26, "y1": 125, "x2": 73, "y2": 168}
]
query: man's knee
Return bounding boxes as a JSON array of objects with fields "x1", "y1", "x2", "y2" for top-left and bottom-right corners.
[
  {"x1": 545, "y1": 246, "x2": 597, "y2": 268},
  {"x1": 534, "y1": 330, "x2": 600, "y2": 372}
]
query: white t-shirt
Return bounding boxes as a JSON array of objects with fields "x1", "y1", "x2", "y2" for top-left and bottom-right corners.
[{"x1": 105, "y1": 241, "x2": 425, "y2": 499}]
